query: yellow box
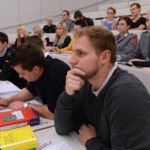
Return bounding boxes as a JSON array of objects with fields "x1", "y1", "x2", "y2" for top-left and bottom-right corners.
[{"x1": 0, "y1": 125, "x2": 37, "y2": 150}]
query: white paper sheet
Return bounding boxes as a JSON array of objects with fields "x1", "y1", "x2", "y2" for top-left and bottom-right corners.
[
  {"x1": 43, "y1": 141, "x2": 73, "y2": 150},
  {"x1": 0, "y1": 81, "x2": 20, "y2": 93}
]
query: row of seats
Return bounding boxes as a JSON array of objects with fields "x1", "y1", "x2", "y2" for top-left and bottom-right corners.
[
  {"x1": 7, "y1": 30, "x2": 145, "y2": 44},
  {"x1": 38, "y1": 0, "x2": 149, "y2": 30},
  {"x1": 69, "y1": 0, "x2": 150, "y2": 20},
  {"x1": 81, "y1": 6, "x2": 149, "y2": 20},
  {"x1": 98, "y1": 0, "x2": 150, "y2": 11}
]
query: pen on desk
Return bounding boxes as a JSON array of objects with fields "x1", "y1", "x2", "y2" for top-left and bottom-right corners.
[{"x1": 36, "y1": 141, "x2": 52, "y2": 150}]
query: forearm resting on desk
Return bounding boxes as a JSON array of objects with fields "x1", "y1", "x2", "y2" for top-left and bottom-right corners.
[
  {"x1": 0, "y1": 88, "x2": 34, "y2": 108},
  {"x1": 29, "y1": 103, "x2": 54, "y2": 119},
  {"x1": 8, "y1": 88, "x2": 34, "y2": 102}
]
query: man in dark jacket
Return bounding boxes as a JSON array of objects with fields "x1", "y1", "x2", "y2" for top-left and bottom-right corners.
[
  {"x1": 55, "y1": 26, "x2": 150, "y2": 150},
  {"x1": 43, "y1": 16, "x2": 56, "y2": 33},
  {"x1": 74, "y1": 10, "x2": 94, "y2": 26},
  {"x1": 0, "y1": 42, "x2": 70, "y2": 119},
  {"x1": 0, "y1": 32, "x2": 26, "y2": 88}
]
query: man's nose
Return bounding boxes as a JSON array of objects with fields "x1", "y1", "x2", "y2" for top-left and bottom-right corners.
[{"x1": 69, "y1": 55, "x2": 77, "y2": 66}]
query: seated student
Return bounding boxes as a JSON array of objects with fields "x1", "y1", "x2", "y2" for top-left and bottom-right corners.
[
  {"x1": 27, "y1": 35, "x2": 53, "y2": 57},
  {"x1": 33, "y1": 25, "x2": 49, "y2": 47},
  {"x1": 74, "y1": 10, "x2": 94, "y2": 26},
  {"x1": 14, "y1": 25, "x2": 30, "y2": 48},
  {"x1": 53, "y1": 22, "x2": 71, "y2": 49},
  {"x1": 0, "y1": 42, "x2": 70, "y2": 119},
  {"x1": 130, "y1": 3, "x2": 146, "y2": 30},
  {"x1": 130, "y1": 11, "x2": 150, "y2": 61},
  {"x1": 26, "y1": 35, "x2": 46, "y2": 54},
  {"x1": 43, "y1": 16, "x2": 56, "y2": 33},
  {"x1": 116, "y1": 16, "x2": 137, "y2": 62},
  {"x1": 101, "y1": 7, "x2": 117, "y2": 30},
  {"x1": 61, "y1": 10, "x2": 74, "y2": 32},
  {"x1": 54, "y1": 26, "x2": 150, "y2": 149},
  {"x1": 0, "y1": 32, "x2": 27, "y2": 88},
  {"x1": 54, "y1": 20, "x2": 86, "y2": 54}
]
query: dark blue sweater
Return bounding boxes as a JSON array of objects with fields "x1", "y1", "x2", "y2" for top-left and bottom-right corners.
[{"x1": 55, "y1": 67, "x2": 150, "y2": 150}]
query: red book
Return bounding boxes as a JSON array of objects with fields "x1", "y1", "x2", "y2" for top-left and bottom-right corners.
[{"x1": 0, "y1": 108, "x2": 39, "y2": 131}]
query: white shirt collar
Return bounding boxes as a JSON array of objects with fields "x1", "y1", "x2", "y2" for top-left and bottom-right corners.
[
  {"x1": 92, "y1": 64, "x2": 117, "y2": 97},
  {"x1": 0, "y1": 47, "x2": 7, "y2": 57}
]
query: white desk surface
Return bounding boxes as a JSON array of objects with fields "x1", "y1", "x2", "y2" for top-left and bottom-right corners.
[
  {"x1": 0, "y1": 81, "x2": 85, "y2": 150},
  {"x1": 48, "y1": 52, "x2": 71, "y2": 66},
  {"x1": 35, "y1": 127, "x2": 86, "y2": 150}
]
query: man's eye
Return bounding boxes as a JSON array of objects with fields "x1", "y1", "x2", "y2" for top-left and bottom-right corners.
[{"x1": 78, "y1": 51, "x2": 84, "y2": 55}]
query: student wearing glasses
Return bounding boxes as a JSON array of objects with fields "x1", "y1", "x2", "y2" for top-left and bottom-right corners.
[{"x1": 102, "y1": 7, "x2": 117, "y2": 30}]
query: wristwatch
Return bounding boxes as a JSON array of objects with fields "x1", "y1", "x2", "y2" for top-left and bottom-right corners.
[{"x1": 23, "y1": 102, "x2": 29, "y2": 108}]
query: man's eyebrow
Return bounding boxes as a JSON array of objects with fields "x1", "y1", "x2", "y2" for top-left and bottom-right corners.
[{"x1": 73, "y1": 48, "x2": 85, "y2": 52}]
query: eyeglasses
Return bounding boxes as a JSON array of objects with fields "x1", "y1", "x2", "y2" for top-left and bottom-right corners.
[
  {"x1": 107, "y1": 12, "x2": 114, "y2": 14},
  {"x1": 117, "y1": 23, "x2": 126, "y2": 26}
]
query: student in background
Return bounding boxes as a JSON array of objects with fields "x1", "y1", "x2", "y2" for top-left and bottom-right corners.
[
  {"x1": 55, "y1": 26, "x2": 150, "y2": 149},
  {"x1": 61, "y1": 10, "x2": 74, "y2": 32},
  {"x1": 54, "y1": 20, "x2": 86, "y2": 54},
  {"x1": 33, "y1": 25, "x2": 48, "y2": 47},
  {"x1": 101, "y1": 7, "x2": 117, "y2": 30},
  {"x1": 0, "y1": 42, "x2": 70, "y2": 119},
  {"x1": 27, "y1": 35, "x2": 52, "y2": 57},
  {"x1": 53, "y1": 22, "x2": 71, "y2": 49},
  {"x1": 130, "y1": 11, "x2": 150, "y2": 61},
  {"x1": 26, "y1": 35, "x2": 45, "y2": 53},
  {"x1": 130, "y1": 3, "x2": 146, "y2": 30},
  {"x1": 14, "y1": 25, "x2": 30, "y2": 48},
  {"x1": 116, "y1": 16, "x2": 137, "y2": 62},
  {"x1": 43, "y1": 16, "x2": 56, "y2": 33},
  {"x1": 0, "y1": 32, "x2": 27, "y2": 88},
  {"x1": 74, "y1": 10, "x2": 94, "y2": 26}
]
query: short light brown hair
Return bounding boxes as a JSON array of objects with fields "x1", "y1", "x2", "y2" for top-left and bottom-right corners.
[
  {"x1": 130, "y1": 3, "x2": 141, "y2": 8},
  {"x1": 107, "y1": 7, "x2": 116, "y2": 14},
  {"x1": 74, "y1": 26, "x2": 117, "y2": 63}
]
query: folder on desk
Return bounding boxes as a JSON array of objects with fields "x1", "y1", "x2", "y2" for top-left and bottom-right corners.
[
  {"x1": 0, "y1": 125, "x2": 37, "y2": 150},
  {"x1": 0, "y1": 108, "x2": 39, "y2": 131}
]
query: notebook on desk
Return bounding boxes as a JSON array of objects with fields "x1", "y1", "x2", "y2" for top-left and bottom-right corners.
[
  {"x1": 0, "y1": 108, "x2": 39, "y2": 131},
  {"x1": 0, "y1": 107, "x2": 54, "y2": 132}
]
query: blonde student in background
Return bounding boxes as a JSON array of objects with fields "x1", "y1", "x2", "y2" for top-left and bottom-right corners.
[{"x1": 53, "y1": 20, "x2": 86, "y2": 54}]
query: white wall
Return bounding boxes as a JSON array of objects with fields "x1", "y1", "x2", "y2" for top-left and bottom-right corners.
[{"x1": 0, "y1": 0, "x2": 134, "y2": 34}]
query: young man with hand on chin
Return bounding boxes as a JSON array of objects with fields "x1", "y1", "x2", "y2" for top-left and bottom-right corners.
[{"x1": 55, "y1": 26, "x2": 150, "y2": 149}]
